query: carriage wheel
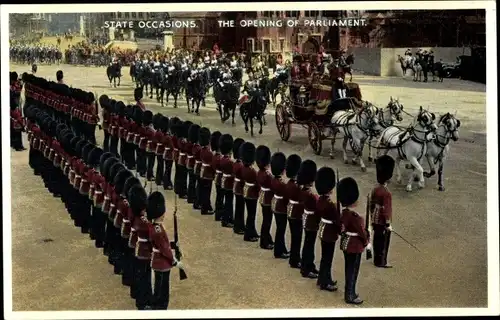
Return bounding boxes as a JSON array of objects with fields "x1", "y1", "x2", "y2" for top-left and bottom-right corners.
[
  {"x1": 308, "y1": 122, "x2": 323, "y2": 155},
  {"x1": 275, "y1": 104, "x2": 291, "y2": 141}
]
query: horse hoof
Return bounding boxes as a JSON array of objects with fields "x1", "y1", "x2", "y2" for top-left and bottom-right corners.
[
  {"x1": 361, "y1": 167, "x2": 367, "y2": 172},
  {"x1": 351, "y1": 160, "x2": 357, "y2": 165},
  {"x1": 344, "y1": 159, "x2": 349, "y2": 164},
  {"x1": 329, "y1": 153, "x2": 335, "y2": 159},
  {"x1": 438, "y1": 186, "x2": 445, "y2": 191},
  {"x1": 259, "y1": 130, "x2": 263, "y2": 135},
  {"x1": 405, "y1": 186, "x2": 413, "y2": 192},
  {"x1": 418, "y1": 182, "x2": 425, "y2": 189},
  {"x1": 413, "y1": 176, "x2": 420, "y2": 182},
  {"x1": 196, "y1": 112, "x2": 200, "y2": 116},
  {"x1": 368, "y1": 157, "x2": 373, "y2": 162}
]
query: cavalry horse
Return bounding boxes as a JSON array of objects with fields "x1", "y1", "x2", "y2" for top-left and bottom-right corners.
[
  {"x1": 161, "y1": 65, "x2": 184, "y2": 108},
  {"x1": 266, "y1": 69, "x2": 289, "y2": 106},
  {"x1": 376, "y1": 106, "x2": 438, "y2": 192},
  {"x1": 185, "y1": 72, "x2": 205, "y2": 115},
  {"x1": 214, "y1": 80, "x2": 240, "y2": 125},
  {"x1": 342, "y1": 53, "x2": 355, "y2": 82},
  {"x1": 106, "y1": 62, "x2": 122, "y2": 88},
  {"x1": 397, "y1": 54, "x2": 421, "y2": 80}
]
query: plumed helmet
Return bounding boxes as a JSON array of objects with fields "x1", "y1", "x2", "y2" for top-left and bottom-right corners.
[
  {"x1": 146, "y1": 191, "x2": 166, "y2": 221},
  {"x1": 232, "y1": 138, "x2": 245, "y2": 160},
  {"x1": 218, "y1": 134, "x2": 233, "y2": 155},
  {"x1": 142, "y1": 110, "x2": 153, "y2": 126},
  {"x1": 255, "y1": 145, "x2": 271, "y2": 169},
  {"x1": 315, "y1": 167, "x2": 336, "y2": 195},
  {"x1": 188, "y1": 124, "x2": 200, "y2": 143},
  {"x1": 285, "y1": 154, "x2": 302, "y2": 179},
  {"x1": 270, "y1": 152, "x2": 286, "y2": 177},
  {"x1": 240, "y1": 142, "x2": 256, "y2": 166},
  {"x1": 210, "y1": 131, "x2": 222, "y2": 151},
  {"x1": 297, "y1": 160, "x2": 317, "y2": 186},
  {"x1": 337, "y1": 177, "x2": 359, "y2": 207},
  {"x1": 198, "y1": 127, "x2": 211, "y2": 147},
  {"x1": 128, "y1": 185, "x2": 148, "y2": 214},
  {"x1": 375, "y1": 155, "x2": 395, "y2": 184}
]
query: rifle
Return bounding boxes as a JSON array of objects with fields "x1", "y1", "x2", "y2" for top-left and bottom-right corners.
[
  {"x1": 173, "y1": 194, "x2": 188, "y2": 280},
  {"x1": 365, "y1": 193, "x2": 373, "y2": 260}
]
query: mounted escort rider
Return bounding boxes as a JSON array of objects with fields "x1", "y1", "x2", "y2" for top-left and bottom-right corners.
[{"x1": 217, "y1": 65, "x2": 233, "y2": 88}]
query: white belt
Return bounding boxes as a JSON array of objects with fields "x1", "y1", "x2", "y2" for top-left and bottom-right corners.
[
  {"x1": 188, "y1": 156, "x2": 194, "y2": 159},
  {"x1": 245, "y1": 182, "x2": 254, "y2": 186},
  {"x1": 289, "y1": 200, "x2": 299, "y2": 204},
  {"x1": 321, "y1": 218, "x2": 333, "y2": 224},
  {"x1": 179, "y1": 153, "x2": 186, "y2": 156},
  {"x1": 304, "y1": 210, "x2": 314, "y2": 215},
  {"x1": 104, "y1": 195, "x2": 110, "y2": 200},
  {"x1": 261, "y1": 187, "x2": 270, "y2": 191},
  {"x1": 131, "y1": 228, "x2": 137, "y2": 231},
  {"x1": 147, "y1": 140, "x2": 152, "y2": 143},
  {"x1": 110, "y1": 204, "x2": 116, "y2": 208},
  {"x1": 216, "y1": 170, "x2": 222, "y2": 173},
  {"x1": 138, "y1": 237, "x2": 148, "y2": 242},
  {"x1": 95, "y1": 191, "x2": 102, "y2": 195},
  {"x1": 274, "y1": 195, "x2": 283, "y2": 199},
  {"x1": 165, "y1": 148, "x2": 171, "y2": 150},
  {"x1": 202, "y1": 163, "x2": 210, "y2": 167},
  {"x1": 152, "y1": 248, "x2": 160, "y2": 253},
  {"x1": 195, "y1": 160, "x2": 202, "y2": 163},
  {"x1": 234, "y1": 178, "x2": 241, "y2": 182},
  {"x1": 157, "y1": 143, "x2": 163, "y2": 146},
  {"x1": 345, "y1": 232, "x2": 359, "y2": 237},
  {"x1": 223, "y1": 173, "x2": 231, "y2": 177},
  {"x1": 123, "y1": 219, "x2": 130, "y2": 223},
  {"x1": 82, "y1": 179, "x2": 88, "y2": 183},
  {"x1": 75, "y1": 174, "x2": 81, "y2": 179}
]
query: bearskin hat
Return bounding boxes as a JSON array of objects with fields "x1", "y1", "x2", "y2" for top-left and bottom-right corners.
[
  {"x1": 75, "y1": 139, "x2": 88, "y2": 158},
  {"x1": 315, "y1": 167, "x2": 336, "y2": 195},
  {"x1": 199, "y1": 127, "x2": 211, "y2": 147},
  {"x1": 134, "y1": 87, "x2": 143, "y2": 101},
  {"x1": 147, "y1": 191, "x2": 166, "y2": 221},
  {"x1": 375, "y1": 155, "x2": 395, "y2": 184},
  {"x1": 160, "y1": 116, "x2": 170, "y2": 133},
  {"x1": 219, "y1": 134, "x2": 233, "y2": 155},
  {"x1": 133, "y1": 107, "x2": 144, "y2": 125},
  {"x1": 99, "y1": 94, "x2": 109, "y2": 109},
  {"x1": 102, "y1": 157, "x2": 119, "y2": 181},
  {"x1": 142, "y1": 110, "x2": 153, "y2": 126},
  {"x1": 232, "y1": 138, "x2": 245, "y2": 160},
  {"x1": 128, "y1": 185, "x2": 148, "y2": 215},
  {"x1": 88, "y1": 148, "x2": 104, "y2": 168},
  {"x1": 182, "y1": 121, "x2": 193, "y2": 139},
  {"x1": 116, "y1": 101, "x2": 126, "y2": 116},
  {"x1": 240, "y1": 142, "x2": 256, "y2": 166},
  {"x1": 169, "y1": 117, "x2": 179, "y2": 134},
  {"x1": 210, "y1": 131, "x2": 222, "y2": 152},
  {"x1": 113, "y1": 169, "x2": 133, "y2": 196},
  {"x1": 337, "y1": 177, "x2": 359, "y2": 207},
  {"x1": 188, "y1": 124, "x2": 201, "y2": 144},
  {"x1": 99, "y1": 152, "x2": 114, "y2": 173},
  {"x1": 153, "y1": 113, "x2": 163, "y2": 130},
  {"x1": 123, "y1": 176, "x2": 141, "y2": 201},
  {"x1": 255, "y1": 145, "x2": 271, "y2": 169},
  {"x1": 10, "y1": 71, "x2": 18, "y2": 83},
  {"x1": 82, "y1": 144, "x2": 95, "y2": 164},
  {"x1": 270, "y1": 152, "x2": 286, "y2": 177},
  {"x1": 285, "y1": 154, "x2": 302, "y2": 179},
  {"x1": 108, "y1": 161, "x2": 125, "y2": 184},
  {"x1": 297, "y1": 160, "x2": 317, "y2": 186}
]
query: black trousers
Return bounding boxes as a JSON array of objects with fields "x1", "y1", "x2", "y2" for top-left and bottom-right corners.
[
  {"x1": 318, "y1": 240, "x2": 336, "y2": 286},
  {"x1": 244, "y1": 198, "x2": 259, "y2": 239},
  {"x1": 259, "y1": 205, "x2": 274, "y2": 247},
  {"x1": 110, "y1": 136, "x2": 119, "y2": 157},
  {"x1": 162, "y1": 160, "x2": 173, "y2": 189},
  {"x1": 93, "y1": 206, "x2": 107, "y2": 248},
  {"x1": 214, "y1": 184, "x2": 224, "y2": 220},
  {"x1": 273, "y1": 212, "x2": 288, "y2": 257},
  {"x1": 222, "y1": 189, "x2": 234, "y2": 224},
  {"x1": 136, "y1": 148, "x2": 147, "y2": 176},
  {"x1": 155, "y1": 155, "x2": 165, "y2": 186},
  {"x1": 146, "y1": 152, "x2": 156, "y2": 181},
  {"x1": 373, "y1": 225, "x2": 391, "y2": 266},
  {"x1": 135, "y1": 258, "x2": 153, "y2": 310},
  {"x1": 103, "y1": 131, "x2": 110, "y2": 152},
  {"x1": 174, "y1": 165, "x2": 188, "y2": 197},
  {"x1": 11, "y1": 129, "x2": 24, "y2": 149},
  {"x1": 233, "y1": 194, "x2": 246, "y2": 232},
  {"x1": 343, "y1": 252, "x2": 362, "y2": 301},
  {"x1": 120, "y1": 138, "x2": 127, "y2": 162},
  {"x1": 288, "y1": 218, "x2": 303, "y2": 267},
  {"x1": 187, "y1": 170, "x2": 197, "y2": 203},
  {"x1": 198, "y1": 178, "x2": 213, "y2": 214},
  {"x1": 121, "y1": 243, "x2": 134, "y2": 286},
  {"x1": 301, "y1": 230, "x2": 318, "y2": 275},
  {"x1": 152, "y1": 270, "x2": 171, "y2": 310}
]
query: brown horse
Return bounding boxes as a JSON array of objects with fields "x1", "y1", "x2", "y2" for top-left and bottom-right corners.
[{"x1": 342, "y1": 54, "x2": 355, "y2": 82}]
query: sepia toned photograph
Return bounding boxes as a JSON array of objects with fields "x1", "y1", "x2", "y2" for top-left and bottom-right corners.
[{"x1": 3, "y1": 1, "x2": 498, "y2": 318}]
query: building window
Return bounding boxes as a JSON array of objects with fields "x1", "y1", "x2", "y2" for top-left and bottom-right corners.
[
  {"x1": 279, "y1": 38, "x2": 285, "y2": 52},
  {"x1": 285, "y1": 11, "x2": 299, "y2": 18},
  {"x1": 246, "y1": 38, "x2": 254, "y2": 52}
]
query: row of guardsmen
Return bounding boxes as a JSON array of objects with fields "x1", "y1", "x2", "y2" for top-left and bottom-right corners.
[
  {"x1": 97, "y1": 87, "x2": 397, "y2": 305},
  {"x1": 22, "y1": 76, "x2": 397, "y2": 307}
]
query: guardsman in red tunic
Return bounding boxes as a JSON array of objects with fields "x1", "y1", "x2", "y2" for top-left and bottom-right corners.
[
  {"x1": 154, "y1": 115, "x2": 167, "y2": 187},
  {"x1": 175, "y1": 120, "x2": 192, "y2": 199},
  {"x1": 316, "y1": 167, "x2": 341, "y2": 292},
  {"x1": 108, "y1": 162, "x2": 127, "y2": 273},
  {"x1": 193, "y1": 127, "x2": 204, "y2": 211},
  {"x1": 370, "y1": 155, "x2": 395, "y2": 268},
  {"x1": 172, "y1": 119, "x2": 182, "y2": 195},
  {"x1": 241, "y1": 142, "x2": 259, "y2": 242},
  {"x1": 210, "y1": 131, "x2": 223, "y2": 220},
  {"x1": 232, "y1": 138, "x2": 246, "y2": 234},
  {"x1": 10, "y1": 72, "x2": 25, "y2": 151},
  {"x1": 186, "y1": 124, "x2": 201, "y2": 206},
  {"x1": 129, "y1": 184, "x2": 153, "y2": 310},
  {"x1": 198, "y1": 127, "x2": 214, "y2": 215},
  {"x1": 339, "y1": 177, "x2": 368, "y2": 305},
  {"x1": 285, "y1": 154, "x2": 303, "y2": 269},
  {"x1": 219, "y1": 134, "x2": 235, "y2": 228},
  {"x1": 89, "y1": 150, "x2": 109, "y2": 249},
  {"x1": 161, "y1": 117, "x2": 174, "y2": 190},
  {"x1": 256, "y1": 145, "x2": 274, "y2": 250},
  {"x1": 298, "y1": 160, "x2": 319, "y2": 279},
  {"x1": 134, "y1": 108, "x2": 146, "y2": 176},
  {"x1": 126, "y1": 106, "x2": 140, "y2": 170},
  {"x1": 99, "y1": 95, "x2": 112, "y2": 152},
  {"x1": 101, "y1": 159, "x2": 120, "y2": 263},
  {"x1": 109, "y1": 101, "x2": 123, "y2": 157},
  {"x1": 80, "y1": 144, "x2": 97, "y2": 238},
  {"x1": 270, "y1": 152, "x2": 289, "y2": 259},
  {"x1": 148, "y1": 192, "x2": 185, "y2": 310},
  {"x1": 117, "y1": 104, "x2": 129, "y2": 165},
  {"x1": 142, "y1": 111, "x2": 156, "y2": 181}
]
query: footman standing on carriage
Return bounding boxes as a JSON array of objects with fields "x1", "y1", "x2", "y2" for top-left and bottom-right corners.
[
  {"x1": 219, "y1": 134, "x2": 235, "y2": 228},
  {"x1": 338, "y1": 177, "x2": 368, "y2": 305},
  {"x1": 285, "y1": 154, "x2": 303, "y2": 269},
  {"x1": 298, "y1": 160, "x2": 319, "y2": 279},
  {"x1": 232, "y1": 138, "x2": 246, "y2": 235},
  {"x1": 370, "y1": 155, "x2": 396, "y2": 268},
  {"x1": 241, "y1": 142, "x2": 260, "y2": 242},
  {"x1": 316, "y1": 167, "x2": 341, "y2": 291},
  {"x1": 270, "y1": 152, "x2": 290, "y2": 259},
  {"x1": 255, "y1": 145, "x2": 274, "y2": 250}
]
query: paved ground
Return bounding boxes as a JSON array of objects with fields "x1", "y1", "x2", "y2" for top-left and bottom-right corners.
[{"x1": 9, "y1": 63, "x2": 488, "y2": 310}]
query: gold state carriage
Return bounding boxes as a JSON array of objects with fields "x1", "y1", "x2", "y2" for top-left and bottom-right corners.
[{"x1": 275, "y1": 73, "x2": 362, "y2": 155}]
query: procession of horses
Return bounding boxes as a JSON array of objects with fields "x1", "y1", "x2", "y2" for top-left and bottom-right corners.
[{"x1": 101, "y1": 48, "x2": 461, "y2": 194}]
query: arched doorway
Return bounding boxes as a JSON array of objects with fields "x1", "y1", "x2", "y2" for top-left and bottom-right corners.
[{"x1": 302, "y1": 37, "x2": 320, "y2": 54}]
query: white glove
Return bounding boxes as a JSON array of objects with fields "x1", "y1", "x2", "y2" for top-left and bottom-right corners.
[
  {"x1": 387, "y1": 225, "x2": 394, "y2": 232},
  {"x1": 175, "y1": 260, "x2": 185, "y2": 270},
  {"x1": 366, "y1": 243, "x2": 373, "y2": 252}
]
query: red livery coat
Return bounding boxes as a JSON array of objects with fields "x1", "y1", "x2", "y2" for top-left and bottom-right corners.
[
  {"x1": 340, "y1": 208, "x2": 369, "y2": 253},
  {"x1": 242, "y1": 166, "x2": 259, "y2": 199},
  {"x1": 370, "y1": 184, "x2": 392, "y2": 226},
  {"x1": 150, "y1": 223, "x2": 176, "y2": 271},
  {"x1": 135, "y1": 215, "x2": 152, "y2": 260},
  {"x1": 212, "y1": 152, "x2": 223, "y2": 185},
  {"x1": 317, "y1": 196, "x2": 342, "y2": 243},
  {"x1": 302, "y1": 190, "x2": 320, "y2": 231},
  {"x1": 154, "y1": 131, "x2": 166, "y2": 156},
  {"x1": 220, "y1": 155, "x2": 234, "y2": 190},
  {"x1": 200, "y1": 147, "x2": 214, "y2": 180},
  {"x1": 270, "y1": 177, "x2": 287, "y2": 214},
  {"x1": 232, "y1": 160, "x2": 244, "y2": 195},
  {"x1": 193, "y1": 144, "x2": 202, "y2": 175},
  {"x1": 257, "y1": 169, "x2": 273, "y2": 206},
  {"x1": 177, "y1": 139, "x2": 188, "y2": 166},
  {"x1": 286, "y1": 180, "x2": 303, "y2": 220}
]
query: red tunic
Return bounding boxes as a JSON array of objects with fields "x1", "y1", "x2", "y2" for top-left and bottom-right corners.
[
  {"x1": 242, "y1": 166, "x2": 259, "y2": 199},
  {"x1": 177, "y1": 139, "x2": 188, "y2": 166},
  {"x1": 370, "y1": 184, "x2": 392, "y2": 226},
  {"x1": 92, "y1": 171, "x2": 106, "y2": 208},
  {"x1": 102, "y1": 109, "x2": 110, "y2": 133},
  {"x1": 120, "y1": 200, "x2": 132, "y2": 239},
  {"x1": 193, "y1": 144, "x2": 202, "y2": 176},
  {"x1": 200, "y1": 147, "x2": 214, "y2": 180},
  {"x1": 119, "y1": 116, "x2": 130, "y2": 140},
  {"x1": 135, "y1": 215, "x2": 152, "y2": 260},
  {"x1": 270, "y1": 177, "x2": 287, "y2": 214},
  {"x1": 302, "y1": 190, "x2": 320, "y2": 231},
  {"x1": 154, "y1": 131, "x2": 165, "y2": 156},
  {"x1": 110, "y1": 114, "x2": 120, "y2": 137},
  {"x1": 317, "y1": 196, "x2": 342, "y2": 243},
  {"x1": 186, "y1": 142, "x2": 197, "y2": 170},
  {"x1": 232, "y1": 160, "x2": 244, "y2": 195},
  {"x1": 257, "y1": 169, "x2": 273, "y2": 206},
  {"x1": 150, "y1": 223, "x2": 175, "y2": 271},
  {"x1": 340, "y1": 208, "x2": 369, "y2": 253},
  {"x1": 212, "y1": 153, "x2": 223, "y2": 185},
  {"x1": 127, "y1": 120, "x2": 138, "y2": 143},
  {"x1": 10, "y1": 109, "x2": 24, "y2": 130},
  {"x1": 286, "y1": 180, "x2": 303, "y2": 220},
  {"x1": 161, "y1": 133, "x2": 174, "y2": 161},
  {"x1": 220, "y1": 155, "x2": 234, "y2": 190}
]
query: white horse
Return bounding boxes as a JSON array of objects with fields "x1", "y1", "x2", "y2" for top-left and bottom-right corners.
[
  {"x1": 422, "y1": 112, "x2": 461, "y2": 191},
  {"x1": 366, "y1": 96, "x2": 405, "y2": 163},
  {"x1": 330, "y1": 101, "x2": 382, "y2": 172},
  {"x1": 376, "y1": 106, "x2": 438, "y2": 192}
]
